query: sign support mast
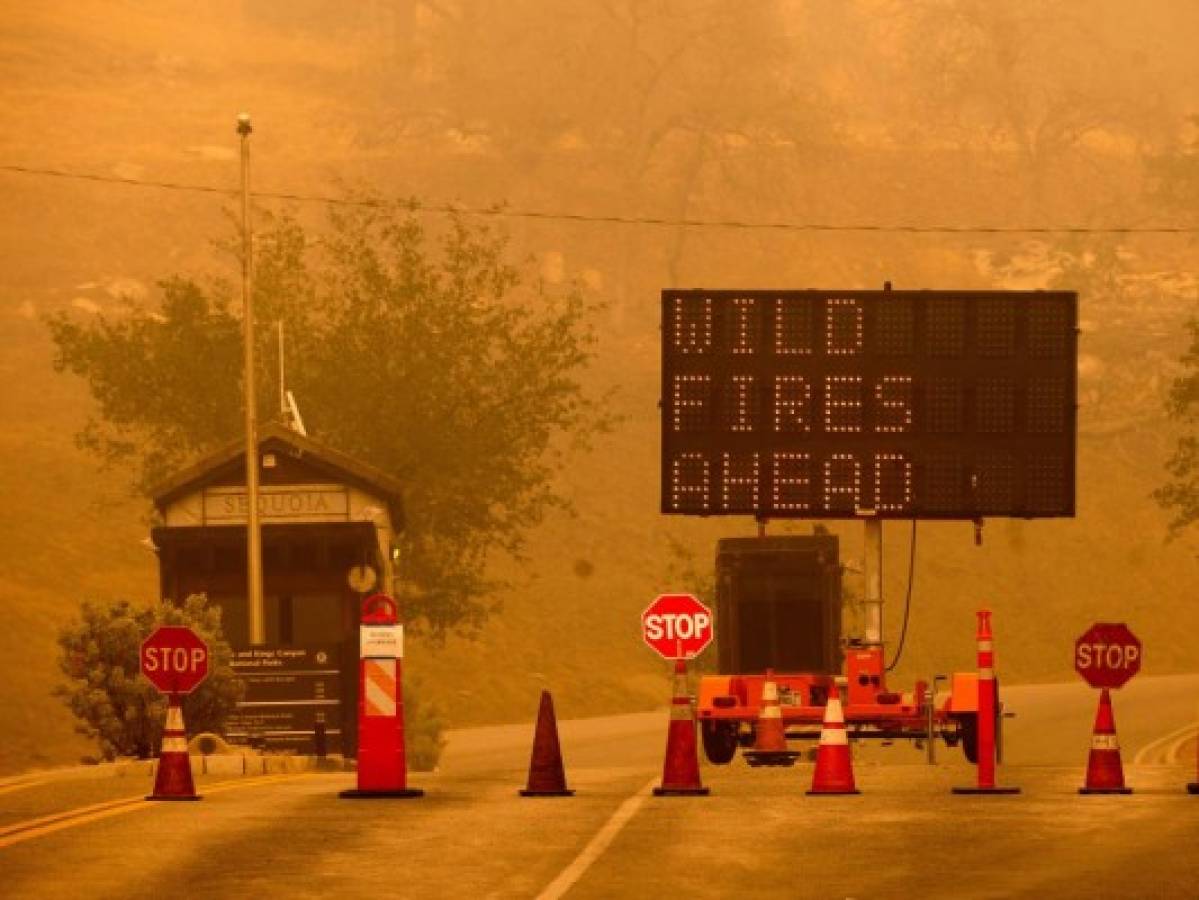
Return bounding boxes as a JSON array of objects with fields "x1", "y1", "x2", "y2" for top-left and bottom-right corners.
[
  {"x1": 861, "y1": 281, "x2": 890, "y2": 648},
  {"x1": 239, "y1": 112, "x2": 265, "y2": 646},
  {"x1": 863, "y1": 517, "x2": 882, "y2": 646}
]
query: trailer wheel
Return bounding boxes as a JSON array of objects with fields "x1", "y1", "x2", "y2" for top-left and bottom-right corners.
[
  {"x1": 959, "y1": 679, "x2": 1001, "y2": 764},
  {"x1": 701, "y1": 721, "x2": 739, "y2": 765},
  {"x1": 960, "y1": 713, "x2": 980, "y2": 764}
]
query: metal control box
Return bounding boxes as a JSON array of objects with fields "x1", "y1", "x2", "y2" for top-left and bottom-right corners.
[{"x1": 715, "y1": 535, "x2": 842, "y2": 675}]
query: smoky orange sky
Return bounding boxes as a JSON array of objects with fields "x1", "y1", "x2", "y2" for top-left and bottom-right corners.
[{"x1": 2, "y1": 0, "x2": 1198, "y2": 775}]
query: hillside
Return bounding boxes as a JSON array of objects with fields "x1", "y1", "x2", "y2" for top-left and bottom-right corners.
[{"x1": 2, "y1": 1, "x2": 1199, "y2": 775}]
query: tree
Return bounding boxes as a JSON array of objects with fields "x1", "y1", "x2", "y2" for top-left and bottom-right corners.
[
  {"x1": 349, "y1": 1, "x2": 843, "y2": 327},
  {"x1": 47, "y1": 198, "x2": 611, "y2": 635},
  {"x1": 1144, "y1": 116, "x2": 1199, "y2": 533},
  {"x1": 56, "y1": 596, "x2": 242, "y2": 760}
]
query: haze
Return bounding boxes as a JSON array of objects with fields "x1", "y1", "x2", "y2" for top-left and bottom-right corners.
[{"x1": 2, "y1": 0, "x2": 1198, "y2": 775}]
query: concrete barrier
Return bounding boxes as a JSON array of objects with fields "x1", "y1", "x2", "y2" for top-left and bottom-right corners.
[{"x1": 145, "y1": 754, "x2": 352, "y2": 779}]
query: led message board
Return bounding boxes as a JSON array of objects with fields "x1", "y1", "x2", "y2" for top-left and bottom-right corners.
[{"x1": 661, "y1": 290, "x2": 1077, "y2": 519}]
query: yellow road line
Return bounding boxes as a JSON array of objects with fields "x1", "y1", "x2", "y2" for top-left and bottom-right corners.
[
  {"x1": 1132, "y1": 721, "x2": 1199, "y2": 766},
  {"x1": 0, "y1": 779, "x2": 52, "y2": 798},
  {"x1": 1166, "y1": 729, "x2": 1198, "y2": 766},
  {"x1": 0, "y1": 774, "x2": 306, "y2": 850}
]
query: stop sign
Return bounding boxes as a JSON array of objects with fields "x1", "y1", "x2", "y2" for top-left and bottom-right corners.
[
  {"x1": 140, "y1": 626, "x2": 209, "y2": 694},
  {"x1": 642, "y1": 594, "x2": 714, "y2": 660},
  {"x1": 1074, "y1": 622, "x2": 1141, "y2": 689}
]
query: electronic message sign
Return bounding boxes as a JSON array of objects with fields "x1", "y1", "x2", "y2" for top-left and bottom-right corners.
[{"x1": 661, "y1": 290, "x2": 1077, "y2": 519}]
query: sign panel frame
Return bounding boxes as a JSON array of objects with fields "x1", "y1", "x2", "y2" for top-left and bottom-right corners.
[{"x1": 661, "y1": 289, "x2": 1078, "y2": 520}]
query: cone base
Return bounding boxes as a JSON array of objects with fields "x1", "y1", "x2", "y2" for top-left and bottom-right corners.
[
  {"x1": 653, "y1": 786, "x2": 710, "y2": 796},
  {"x1": 806, "y1": 788, "x2": 860, "y2": 796},
  {"x1": 744, "y1": 750, "x2": 802, "y2": 767},
  {"x1": 1187, "y1": 783, "x2": 1199, "y2": 794},
  {"x1": 519, "y1": 788, "x2": 575, "y2": 797},
  {"x1": 1079, "y1": 786, "x2": 1132, "y2": 795},
  {"x1": 146, "y1": 794, "x2": 201, "y2": 801},
  {"x1": 952, "y1": 786, "x2": 1021, "y2": 794},
  {"x1": 339, "y1": 788, "x2": 425, "y2": 799}
]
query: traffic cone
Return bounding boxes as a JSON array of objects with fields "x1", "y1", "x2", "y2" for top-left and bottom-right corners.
[
  {"x1": 807, "y1": 683, "x2": 860, "y2": 795},
  {"x1": 519, "y1": 690, "x2": 574, "y2": 796},
  {"x1": 654, "y1": 659, "x2": 709, "y2": 796},
  {"x1": 744, "y1": 670, "x2": 801, "y2": 767},
  {"x1": 147, "y1": 694, "x2": 200, "y2": 801},
  {"x1": 1080, "y1": 688, "x2": 1132, "y2": 794}
]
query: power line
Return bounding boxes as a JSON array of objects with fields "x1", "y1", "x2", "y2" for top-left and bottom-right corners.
[{"x1": 3, "y1": 161, "x2": 1198, "y2": 236}]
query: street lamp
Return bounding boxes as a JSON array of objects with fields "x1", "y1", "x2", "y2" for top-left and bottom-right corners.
[{"x1": 238, "y1": 112, "x2": 265, "y2": 646}]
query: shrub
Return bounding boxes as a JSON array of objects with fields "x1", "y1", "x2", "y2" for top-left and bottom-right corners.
[
  {"x1": 56, "y1": 595, "x2": 242, "y2": 760},
  {"x1": 403, "y1": 676, "x2": 446, "y2": 772}
]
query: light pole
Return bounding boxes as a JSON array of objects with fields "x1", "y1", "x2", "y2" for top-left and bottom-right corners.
[{"x1": 238, "y1": 112, "x2": 265, "y2": 646}]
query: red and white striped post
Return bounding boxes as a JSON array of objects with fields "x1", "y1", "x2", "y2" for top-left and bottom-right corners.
[
  {"x1": 953, "y1": 609, "x2": 1020, "y2": 795},
  {"x1": 339, "y1": 593, "x2": 423, "y2": 799}
]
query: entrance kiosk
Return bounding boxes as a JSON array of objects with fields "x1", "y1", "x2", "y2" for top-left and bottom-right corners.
[{"x1": 150, "y1": 424, "x2": 404, "y2": 756}]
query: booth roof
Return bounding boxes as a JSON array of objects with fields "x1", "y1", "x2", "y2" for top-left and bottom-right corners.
[{"x1": 149, "y1": 423, "x2": 404, "y2": 526}]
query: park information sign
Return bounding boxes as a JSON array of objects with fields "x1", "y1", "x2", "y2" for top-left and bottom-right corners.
[
  {"x1": 226, "y1": 645, "x2": 343, "y2": 753},
  {"x1": 661, "y1": 290, "x2": 1078, "y2": 519}
]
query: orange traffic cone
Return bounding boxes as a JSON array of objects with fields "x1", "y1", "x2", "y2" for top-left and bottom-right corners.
[
  {"x1": 147, "y1": 694, "x2": 200, "y2": 801},
  {"x1": 1080, "y1": 688, "x2": 1132, "y2": 794},
  {"x1": 520, "y1": 690, "x2": 574, "y2": 796},
  {"x1": 744, "y1": 670, "x2": 801, "y2": 767},
  {"x1": 807, "y1": 683, "x2": 859, "y2": 795},
  {"x1": 654, "y1": 659, "x2": 709, "y2": 796}
]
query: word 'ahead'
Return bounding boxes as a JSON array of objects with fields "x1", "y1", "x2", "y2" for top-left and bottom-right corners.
[{"x1": 643, "y1": 593, "x2": 714, "y2": 660}]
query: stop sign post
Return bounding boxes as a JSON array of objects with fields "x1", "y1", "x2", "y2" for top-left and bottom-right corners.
[
  {"x1": 1074, "y1": 622, "x2": 1141, "y2": 690},
  {"x1": 643, "y1": 594, "x2": 714, "y2": 660},
  {"x1": 141, "y1": 626, "x2": 209, "y2": 695}
]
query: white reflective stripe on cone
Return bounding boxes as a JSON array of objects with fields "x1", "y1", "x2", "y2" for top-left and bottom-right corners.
[
  {"x1": 820, "y1": 728, "x2": 849, "y2": 746},
  {"x1": 825, "y1": 698, "x2": 846, "y2": 724},
  {"x1": 762, "y1": 681, "x2": 778, "y2": 702},
  {"x1": 978, "y1": 668, "x2": 995, "y2": 679},
  {"x1": 1092, "y1": 734, "x2": 1120, "y2": 751},
  {"x1": 165, "y1": 705, "x2": 184, "y2": 730},
  {"x1": 161, "y1": 737, "x2": 189, "y2": 753},
  {"x1": 760, "y1": 705, "x2": 781, "y2": 720}
]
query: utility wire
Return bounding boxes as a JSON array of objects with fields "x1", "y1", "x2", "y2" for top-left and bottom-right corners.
[{"x1": 3, "y1": 162, "x2": 1199, "y2": 235}]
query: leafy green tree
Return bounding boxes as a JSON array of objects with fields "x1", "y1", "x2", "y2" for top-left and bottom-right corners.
[
  {"x1": 48, "y1": 199, "x2": 610, "y2": 635},
  {"x1": 1146, "y1": 117, "x2": 1199, "y2": 532},
  {"x1": 1156, "y1": 304, "x2": 1199, "y2": 532},
  {"x1": 56, "y1": 595, "x2": 242, "y2": 760},
  {"x1": 662, "y1": 535, "x2": 718, "y2": 675}
]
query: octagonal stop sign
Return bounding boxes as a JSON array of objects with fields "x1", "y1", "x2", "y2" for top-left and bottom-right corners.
[
  {"x1": 642, "y1": 593, "x2": 714, "y2": 660},
  {"x1": 140, "y1": 626, "x2": 209, "y2": 695},
  {"x1": 1074, "y1": 622, "x2": 1141, "y2": 690}
]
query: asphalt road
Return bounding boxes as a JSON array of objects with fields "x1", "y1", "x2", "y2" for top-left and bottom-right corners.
[{"x1": 2, "y1": 675, "x2": 1197, "y2": 900}]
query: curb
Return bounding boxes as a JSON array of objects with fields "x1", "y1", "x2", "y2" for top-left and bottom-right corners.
[{"x1": 154, "y1": 755, "x2": 354, "y2": 777}]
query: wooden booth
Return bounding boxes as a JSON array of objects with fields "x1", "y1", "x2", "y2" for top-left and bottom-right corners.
[{"x1": 150, "y1": 423, "x2": 404, "y2": 756}]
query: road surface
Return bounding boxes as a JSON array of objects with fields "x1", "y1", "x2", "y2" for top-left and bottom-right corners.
[{"x1": 2, "y1": 675, "x2": 1197, "y2": 899}]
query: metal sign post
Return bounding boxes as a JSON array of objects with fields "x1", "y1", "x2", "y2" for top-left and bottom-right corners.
[
  {"x1": 238, "y1": 112, "x2": 264, "y2": 646},
  {"x1": 862, "y1": 517, "x2": 882, "y2": 646}
]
